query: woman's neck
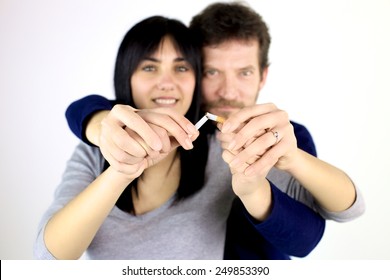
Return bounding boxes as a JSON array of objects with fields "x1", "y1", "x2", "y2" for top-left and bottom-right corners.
[{"x1": 132, "y1": 150, "x2": 181, "y2": 215}]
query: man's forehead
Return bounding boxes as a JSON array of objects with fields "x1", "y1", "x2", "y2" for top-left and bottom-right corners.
[
  {"x1": 202, "y1": 39, "x2": 260, "y2": 68},
  {"x1": 203, "y1": 39, "x2": 258, "y2": 50}
]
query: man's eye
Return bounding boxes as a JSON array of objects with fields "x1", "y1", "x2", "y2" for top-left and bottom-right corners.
[
  {"x1": 204, "y1": 69, "x2": 217, "y2": 76},
  {"x1": 241, "y1": 70, "x2": 253, "y2": 76}
]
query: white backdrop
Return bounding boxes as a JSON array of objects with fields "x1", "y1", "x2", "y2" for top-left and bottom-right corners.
[{"x1": 1, "y1": 0, "x2": 389, "y2": 259}]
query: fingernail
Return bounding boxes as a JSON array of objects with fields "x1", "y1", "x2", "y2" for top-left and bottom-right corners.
[
  {"x1": 221, "y1": 122, "x2": 231, "y2": 133},
  {"x1": 185, "y1": 138, "x2": 193, "y2": 149},
  {"x1": 228, "y1": 140, "x2": 236, "y2": 151},
  {"x1": 187, "y1": 124, "x2": 198, "y2": 134},
  {"x1": 230, "y1": 157, "x2": 241, "y2": 168},
  {"x1": 152, "y1": 140, "x2": 162, "y2": 151}
]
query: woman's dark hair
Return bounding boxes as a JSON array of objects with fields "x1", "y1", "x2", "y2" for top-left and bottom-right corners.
[
  {"x1": 108, "y1": 16, "x2": 208, "y2": 214},
  {"x1": 114, "y1": 15, "x2": 202, "y2": 124}
]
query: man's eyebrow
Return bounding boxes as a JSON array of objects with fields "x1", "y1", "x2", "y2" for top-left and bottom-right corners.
[
  {"x1": 239, "y1": 65, "x2": 256, "y2": 71},
  {"x1": 202, "y1": 64, "x2": 217, "y2": 69}
]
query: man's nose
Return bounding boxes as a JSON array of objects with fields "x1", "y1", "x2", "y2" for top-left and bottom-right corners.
[{"x1": 218, "y1": 76, "x2": 238, "y2": 100}]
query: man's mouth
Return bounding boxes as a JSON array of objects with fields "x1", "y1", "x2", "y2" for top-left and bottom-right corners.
[
  {"x1": 205, "y1": 100, "x2": 245, "y2": 110},
  {"x1": 203, "y1": 100, "x2": 244, "y2": 114}
]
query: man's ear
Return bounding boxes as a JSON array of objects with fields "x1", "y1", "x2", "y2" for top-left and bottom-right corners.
[{"x1": 258, "y1": 67, "x2": 269, "y2": 91}]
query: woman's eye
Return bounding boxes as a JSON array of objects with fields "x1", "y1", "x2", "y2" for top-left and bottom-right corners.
[
  {"x1": 142, "y1": 65, "x2": 156, "y2": 72},
  {"x1": 176, "y1": 65, "x2": 189, "y2": 72}
]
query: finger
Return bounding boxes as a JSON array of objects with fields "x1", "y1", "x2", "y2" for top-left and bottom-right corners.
[
  {"x1": 228, "y1": 110, "x2": 287, "y2": 151},
  {"x1": 245, "y1": 154, "x2": 262, "y2": 165},
  {"x1": 216, "y1": 131, "x2": 237, "y2": 150},
  {"x1": 101, "y1": 146, "x2": 146, "y2": 175},
  {"x1": 102, "y1": 123, "x2": 149, "y2": 158},
  {"x1": 221, "y1": 103, "x2": 278, "y2": 133},
  {"x1": 221, "y1": 149, "x2": 249, "y2": 174},
  {"x1": 217, "y1": 129, "x2": 267, "y2": 155},
  {"x1": 148, "y1": 124, "x2": 172, "y2": 154},
  {"x1": 228, "y1": 132, "x2": 277, "y2": 171},
  {"x1": 138, "y1": 108, "x2": 198, "y2": 136},
  {"x1": 138, "y1": 110, "x2": 198, "y2": 150},
  {"x1": 99, "y1": 131, "x2": 146, "y2": 165},
  {"x1": 244, "y1": 141, "x2": 286, "y2": 176},
  {"x1": 127, "y1": 129, "x2": 160, "y2": 159},
  {"x1": 139, "y1": 110, "x2": 197, "y2": 150},
  {"x1": 108, "y1": 105, "x2": 163, "y2": 151}
]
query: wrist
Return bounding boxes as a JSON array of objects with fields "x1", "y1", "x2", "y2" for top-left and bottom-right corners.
[
  {"x1": 85, "y1": 110, "x2": 109, "y2": 146},
  {"x1": 105, "y1": 166, "x2": 139, "y2": 191},
  {"x1": 237, "y1": 179, "x2": 272, "y2": 221},
  {"x1": 276, "y1": 147, "x2": 301, "y2": 173},
  {"x1": 284, "y1": 149, "x2": 309, "y2": 176}
]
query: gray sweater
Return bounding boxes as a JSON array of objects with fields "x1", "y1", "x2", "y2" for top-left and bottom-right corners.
[{"x1": 34, "y1": 135, "x2": 364, "y2": 259}]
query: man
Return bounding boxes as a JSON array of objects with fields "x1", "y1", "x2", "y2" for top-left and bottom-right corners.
[{"x1": 65, "y1": 2, "x2": 364, "y2": 258}]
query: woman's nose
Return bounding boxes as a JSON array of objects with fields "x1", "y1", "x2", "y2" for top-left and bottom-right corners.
[{"x1": 157, "y1": 73, "x2": 175, "y2": 91}]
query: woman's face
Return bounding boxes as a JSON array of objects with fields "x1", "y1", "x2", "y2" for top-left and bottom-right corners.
[{"x1": 131, "y1": 36, "x2": 195, "y2": 115}]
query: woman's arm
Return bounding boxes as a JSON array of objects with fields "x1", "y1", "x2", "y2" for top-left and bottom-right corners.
[{"x1": 44, "y1": 166, "x2": 135, "y2": 259}]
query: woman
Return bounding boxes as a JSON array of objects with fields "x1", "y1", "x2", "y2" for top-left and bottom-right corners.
[{"x1": 34, "y1": 16, "x2": 325, "y2": 260}]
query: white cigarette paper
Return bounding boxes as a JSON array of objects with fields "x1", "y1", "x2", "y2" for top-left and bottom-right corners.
[
  {"x1": 194, "y1": 112, "x2": 225, "y2": 130},
  {"x1": 194, "y1": 115, "x2": 209, "y2": 130}
]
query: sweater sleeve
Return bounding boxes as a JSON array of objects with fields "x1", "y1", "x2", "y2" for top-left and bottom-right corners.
[
  {"x1": 251, "y1": 183, "x2": 325, "y2": 257},
  {"x1": 33, "y1": 143, "x2": 105, "y2": 259},
  {"x1": 65, "y1": 94, "x2": 114, "y2": 144},
  {"x1": 224, "y1": 182, "x2": 325, "y2": 259},
  {"x1": 291, "y1": 121, "x2": 365, "y2": 222}
]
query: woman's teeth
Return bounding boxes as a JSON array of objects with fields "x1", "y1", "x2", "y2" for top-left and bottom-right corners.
[{"x1": 154, "y1": 98, "x2": 177, "y2": 105}]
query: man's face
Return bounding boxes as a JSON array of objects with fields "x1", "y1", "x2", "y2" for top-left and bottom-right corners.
[{"x1": 201, "y1": 39, "x2": 268, "y2": 118}]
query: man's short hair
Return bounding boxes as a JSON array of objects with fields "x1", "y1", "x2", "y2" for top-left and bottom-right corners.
[{"x1": 190, "y1": 1, "x2": 271, "y2": 70}]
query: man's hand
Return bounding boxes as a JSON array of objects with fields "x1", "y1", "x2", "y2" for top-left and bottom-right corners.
[
  {"x1": 216, "y1": 103, "x2": 299, "y2": 220},
  {"x1": 218, "y1": 103, "x2": 298, "y2": 180}
]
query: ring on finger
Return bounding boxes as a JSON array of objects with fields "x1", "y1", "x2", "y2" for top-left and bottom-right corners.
[{"x1": 267, "y1": 129, "x2": 279, "y2": 145}]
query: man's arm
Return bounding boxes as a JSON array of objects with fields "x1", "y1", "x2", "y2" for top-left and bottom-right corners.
[
  {"x1": 65, "y1": 94, "x2": 114, "y2": 144},
  {"x1": 219, "y1": 104, "x2": 363, "y2": 216},
  {"x1": 224, "y1": 183, "x2": 325, "y2": 259},
  {"x1": 290, "y1": 122, "x2": 365, "y2": 221}
]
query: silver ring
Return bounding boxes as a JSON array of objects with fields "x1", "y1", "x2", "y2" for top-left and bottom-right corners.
[{"x1": 270, "y1": 130, "x2": 279, "y2": 145}]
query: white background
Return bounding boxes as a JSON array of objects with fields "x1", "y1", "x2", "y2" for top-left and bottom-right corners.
[{"x1": 1, "y1": 0, "x2": 389, "y2": 259}]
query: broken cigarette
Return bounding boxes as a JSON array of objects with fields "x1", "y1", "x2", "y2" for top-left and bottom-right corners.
[
  {"x1": 206, "y1": 112, "x2": 225, "y2": 124},
  {"x1": 194, "y1": 112, "x2": 225, "y2": 130}
]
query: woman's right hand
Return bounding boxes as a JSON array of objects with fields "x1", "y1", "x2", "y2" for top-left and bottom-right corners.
[{"x1": 86, "y1": 105, "x2": 199, "y2": 175}]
